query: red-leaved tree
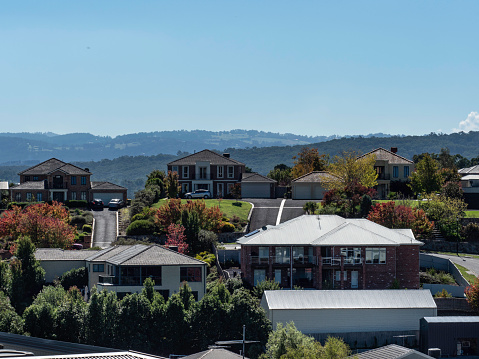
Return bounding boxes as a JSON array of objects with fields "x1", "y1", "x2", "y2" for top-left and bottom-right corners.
[
  {"x1": 165, "y1": 224, "x2": 188, "y2": 254},
  {"x1": 465, "y1": 277, "x2": 479, "y2": 313},
  {"x1": 0, "y1": 202, "x2": 76, "y2": 248}
]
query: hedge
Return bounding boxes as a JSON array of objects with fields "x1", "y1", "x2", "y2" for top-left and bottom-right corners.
[{"x1": 126, "y1": 220, "x2": 157, "y2": 236}]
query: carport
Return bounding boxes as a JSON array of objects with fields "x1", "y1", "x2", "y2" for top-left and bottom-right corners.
[
  {"x1": 241, "y1": 173, "x2": 276, "y2": 198},
  {"x1": 89, "y1": 181, "x2": 128, "y2": 203}
]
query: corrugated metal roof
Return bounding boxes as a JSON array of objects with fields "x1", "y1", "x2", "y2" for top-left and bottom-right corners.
[
  {"x1": 422, "y1": 316, "x2": 479, "y2": 323},
  {"x1": 237, "y1": 215, "x2": 423, "y2": 246},
  {"x1": 461, "y1": 174, "x2": 479, "y2": 180},
  {"x1": 262, "y1": 290, "x2": 437, "y2": 310},
  {"x1": 352, "y1": 344, "x2": 434, "y2": 359},
  {"x1": 459, "y1": 165, "x2": 479, "y2": 174},
  {"x1": 24, "y1": 353, "x2": 166, "y2": 359},
  {"x1": 36, "y1": 248, "x2": 99, "y2": 261}
]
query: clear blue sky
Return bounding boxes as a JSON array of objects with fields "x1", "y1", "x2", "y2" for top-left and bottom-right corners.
[{"x1": 1, "y1": 1, "x2": 478, "y2": 137}]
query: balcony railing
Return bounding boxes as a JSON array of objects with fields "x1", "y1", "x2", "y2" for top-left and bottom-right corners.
[
  {"x1": 293, "y1": 255, "x2": 316, "y2": 264},
  {"x1": 377, "y1": 174, "x2": 391, "y2": 180},
  {"x1": 195, "y1": 175, "x2": 211, "y2": 180},
  {"x1": 344, "y1": 257, "x2": 362, "y2": 265},
  {"x1": 250, "y1": 256, "x2": 270, "y2": 265},
  {"x1": 250, "y1": 255, "x2": 317, "y2": 265},
  {"x1": 321, "y1": 257, "x2": 362, "y2": 265}
]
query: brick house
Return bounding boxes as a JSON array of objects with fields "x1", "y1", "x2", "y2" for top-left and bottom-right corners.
[
  {"x1": 238, "y1": 215, "x2": 423, "y2": 290},
  {"x1": 10, "y1": 158, "x2": 127, "y2": 203},
  {"x1": 358, "y1": 148, "x2": 415, "y2": 199},
  {"x1": 167, "y1": 150, "x2": 245, "y2": 198}
]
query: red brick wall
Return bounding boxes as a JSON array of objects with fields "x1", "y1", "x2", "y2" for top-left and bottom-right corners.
[{"x1": 396, "y1": 245, "x2": 420, "y2": 289}]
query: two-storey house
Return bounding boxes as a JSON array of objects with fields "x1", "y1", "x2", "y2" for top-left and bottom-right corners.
[
  {"x1": 238, "y1": 215, "x2": 423, "y2": 290},
  {"x1": 167, "y1": 150, "x2": 245, "y2": 198},
  {"x1": 358, "y1": 148, "x2": 415, "y2": 198},
  {"x1": 10, "y1": 158, "x2": 127, "y2": 203}
]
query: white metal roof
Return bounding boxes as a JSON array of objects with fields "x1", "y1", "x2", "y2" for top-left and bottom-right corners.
[
  {"x1": 0, "y1": 182, "x2": 8, "y2": 190},
  {"x1": 262, "y1": 290, "x2": 437, "y2": 310},
  {"x1": 422, "y1": 316, "x2": 479, "y2": 323},
  {"x1": 237, "y1": 215, "x2": 422, "y2": 246},
  {"x1": 461, "y1": 174, "x2": 479, "y2": 181}
]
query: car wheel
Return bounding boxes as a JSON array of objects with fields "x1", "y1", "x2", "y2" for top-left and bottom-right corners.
[
  {"x1": 204, "y1": 195, "x2": 209, "y2": 199},
  {"x1": 187, "y1": 195, "x2": 192, "y2": 199}
]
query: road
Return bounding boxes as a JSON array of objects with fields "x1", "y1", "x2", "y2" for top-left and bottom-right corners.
[
  {"x1": 426, "y1": 252, "x2": 479, "y2": 277},
  {"x1": 91, "y1": 208, "x2": 118, "y2": 248},
  {"x1": 245, "y1": 198, "x2": 315, "y2": 232}
]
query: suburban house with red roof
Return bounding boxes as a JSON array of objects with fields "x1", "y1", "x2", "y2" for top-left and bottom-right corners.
[{"x1": 10, "y1": 158, "x2": 127, "y2": 203}]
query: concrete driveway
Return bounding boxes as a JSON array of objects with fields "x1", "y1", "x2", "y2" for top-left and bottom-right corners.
[
  {"x1": 245, "y1": 198, "x2": 316, "y2": 232},
  {"x1": 91, "y1": 208, "x2": 118, "y2": 248}
]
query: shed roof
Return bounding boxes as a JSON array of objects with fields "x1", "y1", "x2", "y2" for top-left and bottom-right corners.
[
  {"x1": 352, "y1": 344, "x2": 434, "y2": 359},
  {"x1": 358, "y1": 148, "x2": 414, "y2": 164},
  {"x1": 168, "y1": 149, "x2": 244, "y2": 166},
  {"x1": 262, "y1": 290, "x2": 437, "y2": 310},
  {"x1": 241, "y1": 172, "x2": 276, "y2": 183},
  {"x1": 18, "y1": 158, "x2": 91, "y2": 176},
  {"x1": 292, "y1": 171, "x2": 338, "y2": 183},
  {"x1": 237, "y1": 215, "x2": 422, "y2": 246},
  {"x1": 90, "y1": 181, "x2": 127, "y2": 190},
  {"x1": 86, "y1": 244, "x2": 206, "y2": 266},
  {"x1": 422, "y1": 316, "x2": 479, "y2": 323}
]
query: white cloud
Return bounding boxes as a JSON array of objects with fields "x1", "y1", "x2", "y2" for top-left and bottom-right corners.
[{"x1": 454, "y1": 112, "x2": 479, "y2": 132}]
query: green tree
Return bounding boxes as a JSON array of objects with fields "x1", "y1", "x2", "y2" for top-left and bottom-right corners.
[
  {"x1": 268, "y1": 164, "x2": 293, "y2": 186},
  {"x1": 166, "y1": 170, "x2": 180, "y2": 198},
  {"x1": 58, "y1": 267, "x2": 88, "y2": 290},
  {"x1": 15, "y1": 236, "x2": 45, "y2": 297},
  {"x1": 55, "y1": 287, "x2": 87, "y2": 343},
  {"x1": 117, "y1": 293, "x2": 152, "y2": 351},
  {"x1": 261, "y1": 322, "x2": 316, "y2": 359},
  {"x1": 0, "y1": 291, "x2": 24, "y2": 334},
  {"x1": 252, "y1": 278, "x2": 281, "y2": 299},
  {"x1": 303, "y1": 202, "x2": 319, "y2": 215},
  {"x1": 409, "y1": 154, "x2": 442, "y2": 195},
  {"x1": 291, "y1": 148, "x2": 328, "y2": 179}
]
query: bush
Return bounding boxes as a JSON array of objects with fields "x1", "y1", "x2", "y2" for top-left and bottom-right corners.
[
  {"x1": 220, "y1": 222, "x2": 236, "y2": 233},
  {"x1": 131, "y1": 213, "x2": 154, "y2": 222},
  {"x1": 435, "y1": 288, "x2": 452, "y2": 298},
  {"x1": 82, "y1": 224, "x2": 92, "y2": 233},
  {"x1": 58, "y1": 267, "x2": 88, "y2": 290},
  {"x1": 195, "y1": 251, "x2": 216, "y2": 267},
  {"x1": 463, "y1": 223, "x2": 479, "y2": 242},
  {"x1": 82, "y1": 212, "x2": 93, "y2": 224},
  {"x1": 65, "y1": 200, "x2": 88, "y2": 208},
  {"x1": 70, "y1": 215, "x2": 87, "y2": 228},
  {"x1": 126, "y1": 220, "x2": 157, "y2": 235},
  {"x1": 198, "y1": 230, "x2": 217, "y2": 250}
]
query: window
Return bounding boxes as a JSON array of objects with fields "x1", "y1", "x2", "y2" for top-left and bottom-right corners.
[
  {"x1": 25, "y1": 176, "x2": 30, "y2": 181},
  {"x1": 404, "y1": 166, "x2": 410, "y2": 178},
  {"x1": 182, "y1": 166, "x2": 189, "y2": 179},
  {"x1": 81, "y1": 176, "x2": 86, "y2": 185},
  {"x1": 180, "y1": 267, "x2": 202, "y2": 282},
  {"x1": 199, "y1": 167, "x2": 207, "y2": 179},
  {"x1": 217, "y1": 166, "x2": 224, "y2": 178},
  {"x1": 340, "y1": 248, "x2": 361, "y2": 264},
  {"x1": 71, "y1": 192, "x2": 77, "y2": 200},
  {"x1": 275, "y1": 247, "x2": 290, "y2": 264},
  {"x1": 71, "y1": 176, "x2": 77, "y2": 185},
  {"x1": 258, "y1": 247, "x2": 269, "y2": 263},
  {"x1": 26, "y1": 193, "x2": 32, "y2": 201},
  {"x1": 393, "y1": 166, "x2": 399, "y2": 178},
  {"x1": 253, "y1": 269, "x2": 266, "y2": 285},
  {"x1": 172, "y1": 166, "x2": 178, "y2": 173},
  {"x1": 141, "y1": 266, "x2": 162, "y2": 285},
  {"x1": 217, "y1": 183, "x2": 224, "y2": 197},
  {"x1": 81, "y1": 192, "x2": 87, "y2": 200},
  {"x1": 15, "y1": 193, "x2": 21, "y2": 201},
  {"x1": 335, "y1": 271, "x2": 341, "y2": 281},
  {"x1": 227, "y1": 166, "x2": 234, "y2": 178},
  {"x1": 365, "y1": 248, "x2": 386, "y2": 264},
  {"x1": 274, "y1": 269, "x2": 282, "y2": 284},
  {"x1": 37, "y1": 193, "x2": 42, "y2": 202},
  {"x1": 93, "y1": 264, "x2": 105, "y2": 272},
  {"x1": 344, "y1": 270, "x2": 348, "y2": 281},
  {"x1": 33, "y1": 176, "x2": 39, "y2": 181}
]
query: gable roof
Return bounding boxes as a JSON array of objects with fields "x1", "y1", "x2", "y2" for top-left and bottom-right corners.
[
  {"x1": 358, "y1": 148, "x2": 414, "y2": 164},
  {"x1": 181, "y1": 348, "x2": 247, "y2": 359},
  {"x1": 237, "y1": 215, "x2": 422, "y2": 246},
  {"x1": 86, "y1": 244, "x2": 207, "y2": 266},
  {"x1": 19, "y1": 158, "x2": 92, "y2": 176},
  {"x1": 459, "y1": 164, "x2": 479, "y2": 175},
  {"x1": 352, "y1": 344, "x2": 434, "y2": 359},
  {"x1": 292, "y1": 171, "x2": 338, "y2": 183},
  {"x1": 167, "y1": 149, "x2": 245, "y2": 166},
  {"x1": 261, "y1": 289, "x2": 436, "y2": 310},
  {"x1": 241, "y1": 172, "x2": 276, "y2": 183},
  {"x1": 90, "y1": 181, "x2": 127, "y2": 190}
]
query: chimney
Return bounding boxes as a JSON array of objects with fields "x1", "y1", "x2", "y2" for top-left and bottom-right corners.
[
  {"x1": 85, "y1": 168, "x2": 90, "y2": 172},
  {"x1": 223, "y1": 153, "x2": 230, "y2": 158},
  {"x1": 390, "y1": 147, "x2": 398, "y2": 154}
]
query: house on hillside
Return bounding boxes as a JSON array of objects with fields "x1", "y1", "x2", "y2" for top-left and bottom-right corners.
[
  {"x1": 260, "y1": 289, "x2": 437, "y2": 348},
  {"x1": 237, "y1": 215, "x2": 423, "y2": 290},
  {"x1": 459, "y1": 165, "x2": 479, "y2": 209},
  {"x1": 167, "y1": 150, "x2": 246, "y2": 198},
  {"x1": 358, "y1": 147, "x2": 415, "y2": 199},
  {"x1": 10, "y1": 158, "x2": 127, "y2": 203},
  {"x1": 36, "y1": 244, "x2": 208, "y2": 300}
]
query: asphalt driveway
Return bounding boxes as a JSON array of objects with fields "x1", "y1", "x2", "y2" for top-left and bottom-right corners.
[
  {"x1": 244, "y1": 198, "x2": 316, "y2": 232},
  {"x1": 91, "y1": 208, "x2": 118, "y2": 248},
  {"x1": 426, "y1": 252, "x2": 479, "y2": 277}
]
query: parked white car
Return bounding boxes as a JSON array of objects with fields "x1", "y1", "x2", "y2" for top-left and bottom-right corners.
[{"x1": 184, "y1": 189, "x2": 212, "y2": 199}]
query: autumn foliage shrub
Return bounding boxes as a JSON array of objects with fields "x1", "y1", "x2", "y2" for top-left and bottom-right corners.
[
  {"x1": 465, "y1": 277, "x2": 479, "y2": 313},
  {"x1": 220, "y1": 222, "x2": 236, "y2": 233}
]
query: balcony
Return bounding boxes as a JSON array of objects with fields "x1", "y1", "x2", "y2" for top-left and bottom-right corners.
[
  {"x1": 195, "y1": 175, "x2": 211, "y2": 180},
  {"x1": 250, "y1": 255, "x2": 317, "y2": 265},
  {"x1": 322, "y1": 257, "x2": 341, "y2": 266},
  {"x1": 344, "y1": 257, "x2": 362, "y2": 265},
  {"x1": 293, "y1": 255, "x2": 316, "y2": 265},
  {"x1": 250, "y1": 256, "x2": 270, "y2": 265}
]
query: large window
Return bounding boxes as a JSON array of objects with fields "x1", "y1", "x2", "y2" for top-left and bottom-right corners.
[
  {"x1": 26, "y1": 193, "x2": 32, "y2": 201},
  {"x1": 33, "y1": 176, "x2": 39, "y2": 181},
  {"x1": 340, "y1": 248, "x2": 361, "y2": 264},
  {"x1": 93, "y1": 264, "x2": 105, "y2": 272},
  {"x1": 81, "y1": 192, "x2": 87, "y2": 200},
  {"x1": 71, "y1": 192, "x2": 77, "y2": 200},
  {"x1": 253, "y1": 269, "x2": 266, "y2": 285},
  {"x1": 404, "y1": 166, "x2": 410, "y2": 178},
  {"x1": 199, "y1": 167, "x2": 207, "y2": 179},
  {"x1": 37, "y1": 193, "x2": 42, "y2": 202},
  {"x1": 217, "y1": 166, "x2": 224, "y2": 178},
  {"x1": 71, "y1": 176, "x2": 77, "y2": 185},
  {"x1": 275, "y1": 247, "x2": 290, "y2": 264},
  {"x1": 81, "y1": 176, "x2": 87, "y2": 185},
  {"x1": 366, "y1": 248, "x2": 386, "y2": 264},
  {"x1": 172, "y1": 166, "x2": 178, "y2": 173},
  {"x1": 180, "y1": 267, "x2": 202, "y2": 282},
  {"x1": 15, "y1": 193, "x2": 21, "y2": 201},
  {"x1": 393, "y1": 166, "x2": 399, "y2": 178},
  {"x1": 141, "y1": 266, "x2": 162, "y2": 285}
]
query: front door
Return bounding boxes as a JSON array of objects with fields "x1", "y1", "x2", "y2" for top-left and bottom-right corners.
[
  {"x1": 351, "y1": 271, "x2": 359, "y2": 289},
  {"x1": 52, "y1": 192, "x2": 64, "y2": 202},
  {"x1": 217, "y1": 183, "x2": 224, "y2": 198}
]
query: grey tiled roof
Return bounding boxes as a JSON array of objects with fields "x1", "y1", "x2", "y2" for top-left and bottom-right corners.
[
  {"x1": 241, "y1": 172, "x2": 276, "y2": 183},
  {"x1": 358, "y1": 148, "x2": 413, "y2": 164},
  {"x1": 352, "y1": 344, "x2": 434, "y2": 359},
  {"x1": 11, "y1": 181, "x2": 46, "y2": 190},
  {"x1": 87, "y1": 245, "x2": 206, "y2": 266},
  {"x1": 168, "y1": 149, "x2": 245, "y2": 166},
  {"x1": 19, "y1": 158, "x2": 92, "y2": 176},
  {"x1": 292, "y1": 171, "x2": 337, "y2": 183},
  {"x1": 91, "y1": 181, "x2": 127, "y2": 190},
  {"x1": 182, "y1": 348, "x2": 247, "y2": 359},
  {"x1": 35, "y1": 248, "x2": 99, "y2": 261}
]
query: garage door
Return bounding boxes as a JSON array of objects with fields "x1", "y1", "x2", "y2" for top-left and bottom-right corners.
[
  {"x1": 92, "y1": 193, "x2": 123, "y2": 204},
  {"x1": 293, "y1": 184, "x2": 311, "y2": 200},
  {"x1": 313, "y1": 184, "x2": 326, "y2": 200},
  {"x1": 242, "y1": 183, "x2": 269, "y2": 198}
]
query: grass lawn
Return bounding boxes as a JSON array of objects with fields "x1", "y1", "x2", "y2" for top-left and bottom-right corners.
[
  {"x1": 152, "y1": 198, "x2": 252, "y2": 222},
  {"x1": 454, "y1": 263, "x2": 478, "y2": 284},
  {"x1": 465, "y1": 210, "x2": 479, "y2": 218}
]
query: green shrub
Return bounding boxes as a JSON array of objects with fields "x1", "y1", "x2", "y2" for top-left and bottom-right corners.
[
  {"x1": 195, "y1": 251, "x2": 216, "y2": 267},
  {"x1": 435, "y1": 288, "x2": 452, "y2": 298},
  {"x1": 82, "y1": 212, "x2": 93, "y2": 224},
  {"x1": 131, "y1": 213, "x2": 154, "y2": 222},
  {"x1": 82, "y1": 224, "x2": 92, "y2": 233},
  {"x1": 65, "y1": 200, "x2": 88, "y2": 208},
  {"x1": 463, "y1": 223, "x2": 479, "y2": 242},
  {"x1": 126, "y1": 220, "x2": 156, "y2": 235},
  {"x1": 220, "y1": 222, "x2": 236, "y2": 233},
  {"x1": 58, "y1": 267, "x2": 88, "y2": 290},
  {"x1": 70, "y1": 215, "x2": 87, "y2": 228}
]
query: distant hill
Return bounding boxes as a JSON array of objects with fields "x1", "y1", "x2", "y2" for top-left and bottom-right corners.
[
  {"x1": 0, "y1": 130, "x2": 394, "y2": 165},
  {"x1": 2, "y1": 130, "x2": 478, "y2": 198}
]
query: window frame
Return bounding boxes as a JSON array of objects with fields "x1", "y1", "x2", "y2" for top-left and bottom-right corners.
[
  {"x1": 365, "y1": 248, "x2": 386, "y2": 264},
  {"x1": 404, "y1": 166, "x2": 410, "y2": 178},
  {"x1": 180, "y1": 267, "x2": 202, "y2": 282},
  {"x1": 71, "y1": 176, "x2": 77, "y2": 185},
  {"x1": 81, "y1": 176, "x2": 87, "y2": 185},
  {"x1": 93, "y1": 264, "x2": 105, "y2": 272},
  {"x1": 182, "y1": 166, "x2": 189, "y2": 179},
  {"x1": 393, "y1": 166, "x2": 399, "y2": 178},
  {"x1": 37, "y1": 193, "x2": 43, "y2": 202},
  {"x1": 227, "y1": 166, "x2": 234, "y2": 178},
  {"x1": 217, "y1": 166, "x2": 224, "y2": 178}
]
